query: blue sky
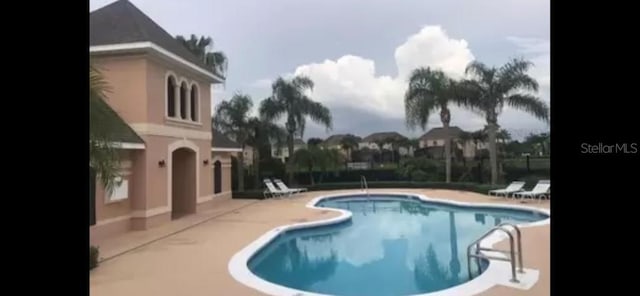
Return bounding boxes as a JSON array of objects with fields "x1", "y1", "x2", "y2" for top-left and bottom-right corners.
[{"x1": 90, "y1": 0, "x2": 550, "y2": 141}]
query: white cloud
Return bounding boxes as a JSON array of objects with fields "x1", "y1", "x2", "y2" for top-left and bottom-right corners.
[
  {"x1": 395, "y1": 26, "x2": 475, "y2": 80},
  {"x1": 294, "y1": 26, "x2": 474, "y2": 120},
  {"x1": 289, "y1": 26, "x2": 549, "y2": 137}
]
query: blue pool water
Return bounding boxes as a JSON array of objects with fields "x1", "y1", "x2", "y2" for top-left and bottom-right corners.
[{"x1": 248, "y1": 195, "x2": 548, "y2": 296}]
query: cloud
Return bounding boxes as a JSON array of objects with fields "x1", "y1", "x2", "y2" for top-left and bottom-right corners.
[
  {"x1": 395, "y1": 26, "x2": 475, "y2": 79},
  {"x1": 294, "y1": 26, "x2": 474, "y2": 120},
  {"x1": 290, "y1": 26, "x2": 549, "y2": 140},
  {"x1": 507, "y1": 36, "x2": 550, "y2": 95},
  {"x1": 217, "y1": 27, "x2": 550, "y2": 140}
]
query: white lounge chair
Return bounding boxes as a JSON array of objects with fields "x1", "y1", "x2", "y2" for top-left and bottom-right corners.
[
  {"x1": 513, "y1": 180, "x2": 550, "y2": 202},
  {"x1": 488, "y1": 181, "x2": 526, "y2": 198},
  {"x1": 263, "y1": 179, "x2": 291, "y2": 199},
  {"x1": 273, "y1": 179, "x2": 307, "y2": 194}
]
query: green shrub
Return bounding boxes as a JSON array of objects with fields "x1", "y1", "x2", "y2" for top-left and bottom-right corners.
[
  {"x1": 306, "y1": 181, "x2": 503, "y2": 194},
  {"x1": 233, "y1": 181, "x2": 505, "y2": 198},
  {"x1": 90, "y1": 245, "x2": 99, "y2": 270},
  {"x1": 410, "y1": 170, "x2": 428, "y2": 181}
]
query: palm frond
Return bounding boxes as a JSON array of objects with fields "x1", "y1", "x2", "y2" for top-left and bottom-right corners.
[
  {"x1": 292, "y1": 76, "x2": 314, "y2": 91},
  {"x1": 465, "y1": 61, "x2": 490, "y2": 78},
  {"x1": 506, "y1": 94, "x2": 549, "y2": 123},
  {"x1": 497, "y1": 58, "x2": 539, "y2": 94},
  {"x1": 89, "y1": 64, "x2": 121, "y2": 194},
  {"x1": 302, "y1": 97, "x2": 332, "y2": 131},
  {"x1": 259, "y1": 96, "x2": 286, "y2": 122},
  {"x1": 404, "y1": 67, "x2": 452, "y2": 131}
]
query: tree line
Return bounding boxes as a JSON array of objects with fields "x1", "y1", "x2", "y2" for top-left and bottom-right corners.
[{"x1": 90, "y1": 33, "x2": 549, "y2": 194}]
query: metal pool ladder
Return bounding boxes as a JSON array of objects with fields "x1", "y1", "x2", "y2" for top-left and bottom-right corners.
[
  {"x1": 360, "y1": 175, "x2": 369, "y2": 197},
  {"x1": 467, "y1": 223, "x2": 524, "y2": 283}
]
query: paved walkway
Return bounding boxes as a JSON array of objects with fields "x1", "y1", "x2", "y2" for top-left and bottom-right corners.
[{"x1": 90, "y1": 189, "x2": 550, "y2": 296}]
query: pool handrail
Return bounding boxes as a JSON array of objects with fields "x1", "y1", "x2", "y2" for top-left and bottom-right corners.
[{"x1": 467, "y1": 223, "x2": 523, "y2": 283}]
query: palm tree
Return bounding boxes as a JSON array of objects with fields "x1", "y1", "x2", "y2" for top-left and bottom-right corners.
[
  {"x1": 460, "y1": 58, "x2": 549, "y2": 184},
  {"x1": 405, "y1": 67, "x2": 464, "y2": 183},
  {"x1": 339, "y1": 134, "x2": 359, "y2": 162},
  {"x1": 497, "y1": 129, "x2": 512, "y2": 143},
  {"x1": 176, "y1": 34, "x2": 228, "y2": 78},
  {"x1": 90, "y1": 64, "x2": 120, "y2": 194},
  {"x1": 212, "y1": 93, "x2": 254, "y2": 191},
  {"x1": 320, "y1": 149, "x2": 342, "y2": 177},
  {"x1": 245, "y1": 117, "x2": 287, "y2": 188},
  {"x1": 292, "y1": 148, "x2": 317, "y2": 185},
  {"x1": 259, "y1": 76, "x2": 333, "y2": 185},
  {"x1": 525, "y1": 132, "x2": 549, "y2": 156}
]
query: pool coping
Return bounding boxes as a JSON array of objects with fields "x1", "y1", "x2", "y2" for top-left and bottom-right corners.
[{"x1": 228, "y1": 191, "x2": 551, "y2": 296}]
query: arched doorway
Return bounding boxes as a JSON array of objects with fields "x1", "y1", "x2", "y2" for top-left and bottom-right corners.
[
  {"x1": 171, "y1": 147, "x2": 197, "y2": 219},
  {"x1": 214, "y1": 160, "x2": 222, "y2": 194}
]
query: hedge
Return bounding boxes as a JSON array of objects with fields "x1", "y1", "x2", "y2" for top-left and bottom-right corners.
[
  {"x1": 231, "y1": 156, "x2": 549, "y2": 191},
  {"x1": 232, "y1": 181, "x2": 506, "y2": 199}
]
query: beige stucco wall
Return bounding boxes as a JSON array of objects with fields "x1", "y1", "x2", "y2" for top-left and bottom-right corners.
[
  {"x1": 93, "y1": 55, "x2": 149, "y2": 123},
  {"x1": 91, "y1": 53, "x2": 216, "y2": 240},
  {"x1": 212, "y1": 151, "x2": 233, "y2": 194},
  {"x1": 137, "y1": 136, "x2": 213, "y2": 210}
]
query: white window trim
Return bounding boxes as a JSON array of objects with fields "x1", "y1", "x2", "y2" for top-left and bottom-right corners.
[
  {"x1": 105, "y1": 177, "x2": 129, "y2": 204},
  {"x1": 113, "y1": 142, "x2": 146, "y2": 150},
  {"x1": 211, "y1": 147, "x2": 243, "y2": 152}
]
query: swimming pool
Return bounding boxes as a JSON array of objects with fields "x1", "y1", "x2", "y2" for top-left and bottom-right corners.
[{"x1": 229, "y1": 193, "x2": 550, "y2": 296}]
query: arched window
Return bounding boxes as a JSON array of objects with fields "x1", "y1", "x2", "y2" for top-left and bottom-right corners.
[
  {"x1": 167, "y1": 75, "x2": 177, "y2": 117},
  {"x1": 180, "y1": 82, "x2": 188, "y2": 119},
  {"x1": 190, "y1": 84, "x2": 198, "y2": 121}
]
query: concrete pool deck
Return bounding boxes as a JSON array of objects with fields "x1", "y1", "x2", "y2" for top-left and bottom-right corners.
[{"x1": 90, "y1": 189, "x2": 550, "y2": 296}]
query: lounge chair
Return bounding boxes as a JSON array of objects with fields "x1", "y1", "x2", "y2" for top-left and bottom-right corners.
[
  {"x1": 273, "y1": 179, "x2": 307, "y2": 194},
  {"x1": 263, "y1": 179, "x2": 291, "y2": 199},
  {"x1": 513, "y1": 180, "x2": 550, "y2": 202},
  {"x1": 488, "y1": 181, "x2": 526, "y2": 198}
]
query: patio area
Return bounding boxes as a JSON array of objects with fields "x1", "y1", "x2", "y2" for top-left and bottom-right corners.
[{"x1": 90, "y1": 189, "x2": 550, "y2": 296}]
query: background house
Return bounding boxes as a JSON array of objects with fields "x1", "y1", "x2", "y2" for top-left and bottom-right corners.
[
  {"x1": 419, "y1": 126, "x2": 484, "y2": 159},
  {"x1": 89, "y1": 0, "x2": 236, "y2": 243},
  {"x1": 359, "y1": 132, "x2": 412, "y2": 156},
  {"x1": 322, "y1": 134, "x2": 362, "y2": 158},
  {"x1": 271, "y1": 139, "x2": 306, "y2": 163}
]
